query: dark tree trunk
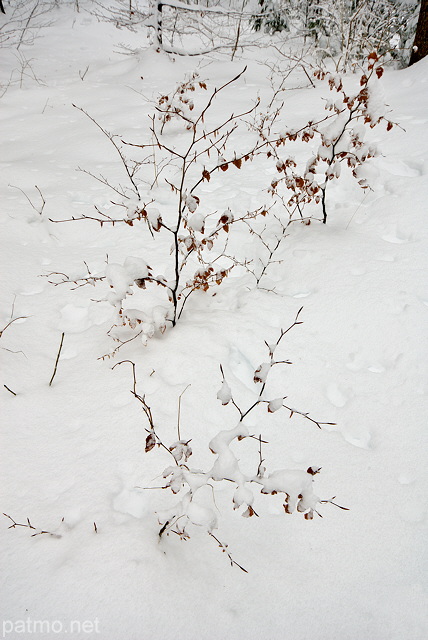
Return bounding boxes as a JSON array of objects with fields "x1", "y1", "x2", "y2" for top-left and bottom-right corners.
[
  {"x1": 0, "y1": 0, "x2": 5, "y2": 15},
  {"x1": 156, "y1": 2, "x2": 163, "y2": 47},
  {"x1": 409, "y1": 0, "x2": 428, "y2": 65}
]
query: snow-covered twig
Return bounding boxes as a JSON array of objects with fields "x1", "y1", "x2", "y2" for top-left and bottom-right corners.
[{"x1": 3, "y1": 513, "x2": 62, "y2": 539}]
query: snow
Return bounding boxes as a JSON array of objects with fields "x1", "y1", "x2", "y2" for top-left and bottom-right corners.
[
  {"x1": 1, "y1": 4, "x2": 428, "y2": 640},
  {"x1": 186, "y1": 500, "x2": 217, "y2": 532},
  {"x1": 217, "y1": 379, "x2": 232, "y2": 405},
  {"x1": 187, "y1": 211, "x2": 205, "y2": 232},
  {"x1": 267, "y1": 397, "x2": 282, "y2": 412}
]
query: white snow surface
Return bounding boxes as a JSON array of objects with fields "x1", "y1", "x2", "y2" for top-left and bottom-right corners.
[{"x1": 1, "y1": 5, "x2": 428, "y2": 640}]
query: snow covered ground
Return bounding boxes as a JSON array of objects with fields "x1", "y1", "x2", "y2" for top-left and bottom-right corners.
[{"x1": 1, "y1": 5, "x2": 427, "y2": 639}]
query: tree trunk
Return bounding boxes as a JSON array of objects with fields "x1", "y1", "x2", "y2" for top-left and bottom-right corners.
[
  {"x1": 409, "y1": 0, "x2": 428, "y2": 65},
  {"x1": 156, "y1": 2, "x2": 163, "y2": 48}
]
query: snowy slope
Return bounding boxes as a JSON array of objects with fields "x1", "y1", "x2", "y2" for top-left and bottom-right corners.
[{"x1": 1, "y1": 6, "x2": 427, "y2": 640}]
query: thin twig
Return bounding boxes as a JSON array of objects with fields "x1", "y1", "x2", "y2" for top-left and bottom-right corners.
[
  {"x1": 72, "y1": 104, "x2": 140, "y2": 197},
  {"x1": 320, "y1": 497, "x2": 350, "y2": 511},
  {"x1": 257, "y1": 434, "x2": 264, "y2": 477},
  {"x1": 4, "y1": 385, "x2": 17, "y2": 396},
  {"x1": 0, "y1": 316, "x2": 28, "y2": 339},
  {"x1": 112, "y1": 360, "x2": 177, "y2": 462},
  {"x1": 177, "y1": 384, "x2": 191, "y2": 441},
  {"x1": 10, "y1": 184, "x2": 45, "y2": 215},
  {"x1": 3, "y1": 513, "x2": 61, "y2": 538},
  {"x1": 49, "y1": 332, "x2": 65, "y2": 387},
  {"x1": 301, "y1": 64, "x2": 316, "y2": 88},
  {"x1": 209, "y1": 532, "x2": 248, "y2": 573}
]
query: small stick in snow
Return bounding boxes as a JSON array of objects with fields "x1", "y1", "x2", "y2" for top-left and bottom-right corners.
[
  {"x1": 257, "y1": 434, "x2": 264, "y2": 477},
  {"x1": 49, "y1": 332, "x2": 65, "y2": 387},
  {"x1": 300, "y1": 64, "x2": 316, "y2": 88},
  {"x1": 177, "y1": 384, "x2": 191, "y2": 440},
  {"x1": 4, "y1": 385, "x2": 17, "y2": 396},
  {"x1": 209, "y1": 532, "x2": 248, "y2": 573},
  {"x1": 79, "y1": 65, "x2": 89, "y2": 81},
  {"x1": 320, "y1": 497, "x2": 349, "y2": 511}
]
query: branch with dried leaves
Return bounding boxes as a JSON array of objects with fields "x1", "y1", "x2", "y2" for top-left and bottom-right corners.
[
  {"x1": 266, "y1": 53, "x2": 396, "y2": 224},
  {"x1": 115, "y1": 310, "x2": 344, "y2": 573},
  {"x1": 53, "y1": 68, "x2": 274, "y2": 356}
]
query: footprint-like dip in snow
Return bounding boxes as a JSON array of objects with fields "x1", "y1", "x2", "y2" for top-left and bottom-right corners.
[
  {"x1": 326, "y1": 383, "x2": 350, "y2": 408},
  {"x1": 367, "y1": 364, "x2": 385, "y2": 373},
  {"x1": 19, "y1": 285, "x2": 45, "y2": 296},
  {"x1": 59, "y1": 303, "x2": 90, "y2": 333},
  {"x1": 397, "y1": 473, "x2": 416, "y2": 485},
  {"x1": 60, "y1": 346, "x2": 78, "y2": 360},
  {"x1": 343, "y1": 429, "x2": 371, "y2": 449},
  {"x1": 378, "y1": 157, "x2": 422, "y2": 177},
  {"x1": 398, "y1": 501, "x2": 426, "y2": 524},
  {"x1": 381, "y1": 234, "x2": 409, "y2": 244},
  {"x1": 350, "y1": 266, "x2": 366, "y2": 276},
  {"x1": 346, "y1": 352, "x2": 364, "y2": 372},
  {"x1": 283, "y1": 287, "x2": 314, "y2": 298},
  {"x1": 111, "y1": 391, "x2": 134, "y2": 408},
  {"x1": 62, "y1": 508, "x2": 82, "y2": 529},
  {"x1": 375, "y1": 254, "x2": 395, "y2": 262},
  {"x1": 381, "y1": 225, "x2": 413, "y2": 244},
  {"x1": 113, "y1": 489, "x2": 147, "y2": 519}
]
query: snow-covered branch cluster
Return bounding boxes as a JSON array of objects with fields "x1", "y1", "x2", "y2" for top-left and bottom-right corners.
[
  {"x1": 117, "y1": 310, "x2": 342, "y2": 570},
  {"x1": 252, "y1": 0, "x2": 419, "y2": 68},
  {"x1": 265, "y1": 53, "x2": 395, "y2": 223}
]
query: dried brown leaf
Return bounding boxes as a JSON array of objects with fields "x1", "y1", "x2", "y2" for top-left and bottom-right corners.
[{"x1": 145, "y1": 432, "x2": 156, "y2": 453}]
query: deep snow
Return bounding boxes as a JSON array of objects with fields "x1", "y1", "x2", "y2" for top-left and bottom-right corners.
[{"x1": 1, "y1": 5, "x2": 427, "y2": 640}]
